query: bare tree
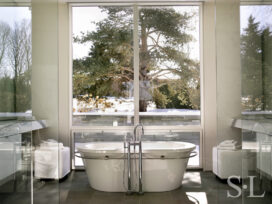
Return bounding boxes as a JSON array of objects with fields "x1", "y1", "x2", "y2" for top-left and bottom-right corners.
[
  {"x1": 8, "y1": 20, "x2": 32, "y2": 111},
  {"x1": 0, "y1": 21, "x2": 11, "y2": 73}
]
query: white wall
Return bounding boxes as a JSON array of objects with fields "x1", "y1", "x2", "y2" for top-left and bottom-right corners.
[
  {"x1": 203, "y1": 0, "x2": 217, "y2": 170},
  {"x1": 32, "y1": 0, "x2": 59, "y2": 141},
  {"x1": 215, "y1": 0, "x2": 242, "y2": 144},
  {"x1": 202, "y1": 0, "x2": 242, "y2": 170},
  {"x1": 58, "y1": 2, "x2": 70, "y2": 146},
  {"x1": 32, "y1": 0, "x2": 71, "y2": 145}
]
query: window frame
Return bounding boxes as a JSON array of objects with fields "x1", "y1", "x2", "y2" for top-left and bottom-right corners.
[{"x1": 69, "y1": 1, "x2": 204, "y2": 169}]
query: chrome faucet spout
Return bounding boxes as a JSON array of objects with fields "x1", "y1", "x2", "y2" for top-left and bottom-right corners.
[{"x1": 133, "y1": 123, "x2": 144, "y2": 142}]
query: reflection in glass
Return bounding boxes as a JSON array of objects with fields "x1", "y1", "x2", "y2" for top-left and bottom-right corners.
[
  {"x1": 72, "y1": 7, "x2": 134, "y2": 126},
  {"x1": 0, "y1": 133, "x2": 32, "y2": 204},
  {"x1": 241, "y1": 5, "x2": 272, "y2": 113},
  {"x1": 0, "y1": 6, "x2": 32, "y2": 203},
  {"x1": 138, "y1": 6, "x2": 200, "y2": 125},
  {"x1": 0, "y1": 7, "x2": 31, "y2": 114},
  {"x1": 240, "y1": 5, "x2": 272, "y2": 204}
]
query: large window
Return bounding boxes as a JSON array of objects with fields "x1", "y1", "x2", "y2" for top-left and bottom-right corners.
[
  {"x1": 138, "y1": 6, "x2": 200, "y2": 126},
  {"x1": 0, "y1": 7, "x2": 31, "y2": 115},
  {"x1": 240, "y1": 5, "x2": 272, "y2": 112},
  {"x1": 72, "y1": 4, "x2": 201, "y2": 127}
]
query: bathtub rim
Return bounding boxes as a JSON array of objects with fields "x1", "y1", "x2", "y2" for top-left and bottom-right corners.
[{"x1": 76, "y1": 141, "x2": 196, "y2": 155}]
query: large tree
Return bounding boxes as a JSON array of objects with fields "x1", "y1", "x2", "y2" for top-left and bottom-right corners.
[
  {"x1": 8, "y1": 20, "x2": 32, "y2": 111},
  {"x1": 261, "y1": 27, "x2": 272, "y2": 110},
  {"x1": 74, "y1": 7, "x2": 200, "y2": 111},
  {"x1": 241, "y1": 15, "x2": 272, "y2": 111},
  {"x1": 241, "y1": 15, "x2": 262, "y2": 111},
  {"x1": 0, "y1": 22, "x2": 11, "y2": 72}
]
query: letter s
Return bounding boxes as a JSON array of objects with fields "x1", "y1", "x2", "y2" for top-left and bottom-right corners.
[{"x1": 227, "y1": 176, "x2": 241, "y2": 198}]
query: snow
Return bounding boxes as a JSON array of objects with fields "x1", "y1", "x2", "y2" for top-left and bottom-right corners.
[{"x1": 73, "y1": 97, "x2": 200, "y2": 116}]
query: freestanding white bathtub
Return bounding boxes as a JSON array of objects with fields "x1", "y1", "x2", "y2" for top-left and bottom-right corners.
[{"x1": 77, "y1": 141, "x2": 196, "y2": 192}]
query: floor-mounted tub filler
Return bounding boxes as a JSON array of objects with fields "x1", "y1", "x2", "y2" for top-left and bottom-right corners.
[{"x1": 76, "y1": 125, "x2": 196, "y2": 193}]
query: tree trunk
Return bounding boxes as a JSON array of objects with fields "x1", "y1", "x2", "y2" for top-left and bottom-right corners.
[
  {"x1": 13, "y1": 56, "x2": 18, "y2": 112},
  {"x1": 139, "y1": 21, "x2": 149, "y2": 112},
  {"x1": 13, "y1": 73, "x2": 17, "y2": 112},
  {"x1": 139, "y1": 100, "x2": 148, "y2": 112}
]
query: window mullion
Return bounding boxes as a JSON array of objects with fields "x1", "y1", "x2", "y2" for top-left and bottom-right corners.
[{"x1": 133, "y1": 5, "x2": 140, "y2": 125}]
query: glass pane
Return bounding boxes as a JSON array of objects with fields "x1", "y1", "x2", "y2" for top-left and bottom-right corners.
[
  {"x1": 0, "y1": 6, "x2": 32, "y2": 204},
  {"x1": 0, "y1": 133, "x2": 32, "y2": 204},
  {"x1": 0, "y1": 7, "x2": 32, "y2": 116},
  {"x1": 0, "y1": 2, "x2": 61, "y2": 204},
  {"x1": 138, "y1": 6, "x2": 200, "y2": 126},
  {"x1": 241, "y1": 5, "x2": 272, "y2": 114},
  {"x1": 31, "y1": 1, "x2": 60, "y2": 204},
  {"x1": 215, "y1": 1, "x2": 244, "y2": 203},
  {"x1": 72, "y1": 7, "x2": 134, "y2": 126},
  {"x1": 240, "y1": 4, "x2": 272, "y2": 204}
]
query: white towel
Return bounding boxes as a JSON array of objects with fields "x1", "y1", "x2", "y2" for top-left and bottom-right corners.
[
  {"x1": 222, "y1": 140, "x2": 234, "y2": 144},
  {"x1": 219, "y1": 144, "x2": 237, "y2": 147},
  {"x1": 40, "y1": 139, "x2": 64, "y2": 149},
  {"x1": 218, "y1": 140, "x2": 240, "y2": 150},
  {"x1": 218, "y1": 145, "x2": 241, "y2": 150},
  {"x1": 219, "y1": 140, "x2": 237, "y2": 146}
]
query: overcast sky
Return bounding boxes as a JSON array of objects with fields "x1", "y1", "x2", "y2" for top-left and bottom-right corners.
[
  {"x1": 72, "y1": 7, "x2": 107, "y2": 59},
  {"x1": 0, "y1": 7, "x2": 31, "y2": 27},
  {"x1": 240, "y1": 5, "x2": 272, "y2": 34}
]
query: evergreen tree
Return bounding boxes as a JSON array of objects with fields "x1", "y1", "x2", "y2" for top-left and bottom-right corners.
[
  {"x1": 241, "y1": 15, "x2": 272, "y2": 111},
  {"x1": 241, "y1": 15, "x2": 263, "y2": 110},
  {"x1": 261, "y1": 27, "x2": 272, "y2": 110}
]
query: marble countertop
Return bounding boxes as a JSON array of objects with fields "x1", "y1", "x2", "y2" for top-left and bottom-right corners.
[
  {"x1": 233, "y1": 118, "x2": 272, "y2": 135},
  {"x1": 0, "y1": 119, "x2": 47, "y2": 138}
]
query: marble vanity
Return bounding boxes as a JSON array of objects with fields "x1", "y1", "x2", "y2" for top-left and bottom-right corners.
[{"x1": 233, "y1": 116, "x2": 272, "y2": 178}]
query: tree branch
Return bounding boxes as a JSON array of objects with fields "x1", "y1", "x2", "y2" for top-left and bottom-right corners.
[{"x1": 120, "y1": 66, "x2": 134, "y2": 73}]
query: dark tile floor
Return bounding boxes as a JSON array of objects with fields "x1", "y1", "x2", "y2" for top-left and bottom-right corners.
[
  {"x1": 35, "y1": 170, "x2": 242, "y2": 204},
  {"x1": 2, "y1": 170, "x2": 271, "y2": 204}
]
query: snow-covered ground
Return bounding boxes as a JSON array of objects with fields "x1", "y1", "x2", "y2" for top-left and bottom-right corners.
[{"x1": 73, "y1": 97, "x2": 201, "y2": 116}]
